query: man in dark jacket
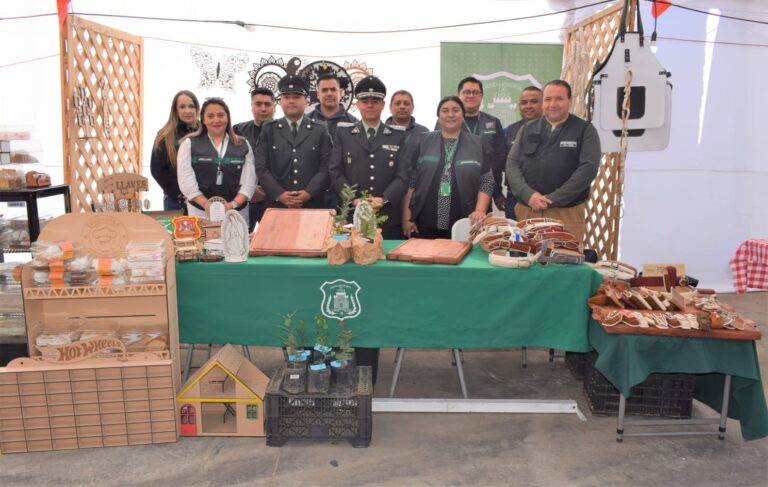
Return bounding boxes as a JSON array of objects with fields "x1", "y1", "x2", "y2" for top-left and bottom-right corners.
[
  {"x1": 502, "y1": 86, "x2": 542, "y2": 219},
  {"x1": 234, "y1": 87, "x2": 275, "y2": 228}
]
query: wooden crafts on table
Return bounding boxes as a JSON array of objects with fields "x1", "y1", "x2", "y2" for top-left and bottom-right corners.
[{"x1": 249, "y1": 208, "x2": 333, "y2": 257}]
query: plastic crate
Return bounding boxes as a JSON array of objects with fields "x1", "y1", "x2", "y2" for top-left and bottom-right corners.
[
  {"x1": 565, "y1": 351, "x2": 593, "y2": 380},
  {"x1": 583, "y1": 358, "x2": 694, "y2": 418},
  {"x1": 265, "y1": 366, "x2": 372, "y2": 447}
]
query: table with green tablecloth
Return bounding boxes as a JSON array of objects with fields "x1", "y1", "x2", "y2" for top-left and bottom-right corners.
[
  {"x1": 589, "y1": 321, "x2": 768, "y2": 441},
  {"x1": 176, "y1": 241, "x2": 602, "y2": 349}
]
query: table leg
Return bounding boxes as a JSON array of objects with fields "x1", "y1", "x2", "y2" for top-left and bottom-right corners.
[
  {"x1": 62, "y1": 186, "x2": 72, "y2": 213},
  {"x1": 521, "y1": 347, "x2": 528, "y2": 368},
  {"x1": 718, "y1": 374, "x2": 732, "y2": 439},
  {"x1": 389, "y1": 348, "x2": 405, "y2": 398},
  {"x1": 453, "y1": 349, "x2": 469, "y2": 399},
  {"x1": 617, "y1": 393, "x2": 626, "y2": 442},
  {"x1": 26, "y1": 194, "x2": 41, "y2": 243}
]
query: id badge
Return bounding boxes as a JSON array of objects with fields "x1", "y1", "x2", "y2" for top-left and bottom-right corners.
[
  {"x1": 439, "y1": 181, "x2": 451, "y2": 197},
  {"x1": 215, "y1": 169, "x2": 223, "y2": 186}
]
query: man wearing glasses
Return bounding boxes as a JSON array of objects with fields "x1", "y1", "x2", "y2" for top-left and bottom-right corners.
[{"x1": 437, "y1": 76, "x2": 506, "y2": 214}]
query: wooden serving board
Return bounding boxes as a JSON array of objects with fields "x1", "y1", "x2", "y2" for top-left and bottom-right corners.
[
  {"x1": 386, "y1": 238, "x2": 472, "y2": 265},
  {"x1": 249, "y1": 208, "x2": 333, "y2": 257},
  {"x1": 590, "y1": 304, "x2": 761, "y2": 341}
]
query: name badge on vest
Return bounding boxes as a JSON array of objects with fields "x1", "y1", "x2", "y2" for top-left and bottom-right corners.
[
  {"x1": 560, "y1": 141, "x2": 578, "y2": 148},
  {"x1": 216, "y1": 168, "x2": 223, "y2": 185}
]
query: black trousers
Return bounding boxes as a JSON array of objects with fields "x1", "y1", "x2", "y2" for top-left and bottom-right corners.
[{"x1": 355, "y1": 347, "x2": 380, "y2": 385}]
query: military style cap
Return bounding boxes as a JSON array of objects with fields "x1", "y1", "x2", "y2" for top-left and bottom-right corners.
[
  {"x1": 278, "y1": 74, "x2": 308, "y2": 96},
  {"x1": 355, "y1": 75, "x2": 386, "y2": 100}
]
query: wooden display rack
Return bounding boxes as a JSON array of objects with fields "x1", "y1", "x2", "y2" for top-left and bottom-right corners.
[{"x1": 0, "y1": 213, "x2": 181, "y2": 453}]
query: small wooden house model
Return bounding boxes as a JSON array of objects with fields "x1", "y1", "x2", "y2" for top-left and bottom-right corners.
[{"x1": 176, "y1": 344, "x2": 269, "y2": 436}]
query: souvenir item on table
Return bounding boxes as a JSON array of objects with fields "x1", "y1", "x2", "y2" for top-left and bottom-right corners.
[
  {"x1": 222, "y1": 209, "x2": 249, "y2": 263},
  {"x1": 537, "y1": 240, "x2": 585, "y2": 265},
  {"x1": 249, "y1": 208, "x2": 333, "y2": 257},
  {"x1": 588, "y1": 280, "x2": 760, "y2": 340},
  {"x1": 470, "y1": 214, "x2": 519, "y2": 245},
  {"x1": 589, "y1": 260, "x2": 638, "y2": 281},
  {"x1": 386, "y1": 238, "x2": 472, "y2": 265},
  {"x1": 174, "y1": 238, "x2": 200, "y2": 262},
  {"x1": 205, "y1": 196, "x2": 227, "y2": 223},
  {"x1": 126, "y1": 240, "x2": 166, "y2": 281},
  {"x1": 172, "y1": 215, "x2": 202, "y2": 240}
]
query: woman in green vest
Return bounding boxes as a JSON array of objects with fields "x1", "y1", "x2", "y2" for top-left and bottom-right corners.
[{"x1": 403, "y1": 96, "x2": 493, "y2": 239}]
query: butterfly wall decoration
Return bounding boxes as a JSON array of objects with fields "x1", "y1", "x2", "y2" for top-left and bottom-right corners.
[{"x1": 190, "y1": 46, "x2": 249, "y2": 93}]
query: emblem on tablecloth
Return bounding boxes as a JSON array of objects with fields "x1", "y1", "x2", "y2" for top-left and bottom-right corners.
[{"x1": 320, "y1": 279, "x2": 362, "y2": 321}]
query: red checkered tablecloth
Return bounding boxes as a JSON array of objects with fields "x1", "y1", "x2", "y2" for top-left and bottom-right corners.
[{"x1": 730, "y1": 239, "x2": 768, "y2": 294}]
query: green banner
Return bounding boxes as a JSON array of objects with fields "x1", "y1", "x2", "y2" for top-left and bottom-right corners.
[{"x1": 440, "y1": 42, "x2": 564, "y2": 127}]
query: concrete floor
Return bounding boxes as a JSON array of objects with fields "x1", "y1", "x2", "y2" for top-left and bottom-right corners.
[{"x1": 1, "y1": 293, "x2": 766, "y2": 486}]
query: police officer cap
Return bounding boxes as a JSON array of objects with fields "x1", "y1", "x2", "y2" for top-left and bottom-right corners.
[
  {"x1": 355, "y1": 76, "x2": 386, "y2": 100},
  {"x1": 278, "y1": 74, "x2": 308, "y2": 96}
]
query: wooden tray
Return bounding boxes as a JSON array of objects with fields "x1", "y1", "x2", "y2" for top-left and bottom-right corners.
[
  {"x1": 249, "y1": 208, "x2": 333, "y2": 257},
  {"x1": 385, "y1": 238, "x2": 471, "y2": 265},
  {"x1": 590, "y1": 304, "x2": 761, "y2": 341}
]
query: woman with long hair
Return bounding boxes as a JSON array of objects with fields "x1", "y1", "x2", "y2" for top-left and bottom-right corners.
[
  {"x1": 150, "y1": 90, "x2": 200, "y2": 211},
  {"x1": 403, "y1": 96, "x2": 493, "y2": 239},
  {"x1": 177, "y1": 97, "x2": 256, "y2": 222}
]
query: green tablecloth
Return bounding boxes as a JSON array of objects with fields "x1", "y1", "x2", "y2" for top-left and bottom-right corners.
[
  {"x1": 589, "y1": 321, "x2": 768, "y2": 441},
  {"x1": 177, "y1": 241, "x2": 602, "y2": 350}
]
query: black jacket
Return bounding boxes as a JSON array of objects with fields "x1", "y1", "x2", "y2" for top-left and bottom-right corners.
[
  {"x1": 150, "y1": 122, "x2": 195, "y2": 199},
  {"x1": 254, "y1": 116, "x2": 332, "y2": 208}
]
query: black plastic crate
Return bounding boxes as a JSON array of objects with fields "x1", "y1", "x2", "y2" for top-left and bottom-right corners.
[
  {"x1": 565, "y1": 351, "x2": 593, "y2": 380},
  {"x1": 583, "y1": 359, "x2": 694, "y2": 418},
  {"x1": 265, "y1": 366, "x2": 372, "y2": 447}
]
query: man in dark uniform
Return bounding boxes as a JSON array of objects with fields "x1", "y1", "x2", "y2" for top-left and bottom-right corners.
[
  {"x1": 505, "y1": 80, "x2": 600, "y2": 244},
  {"x1": 254, "y1": 75, "x2": 331, "y2": 209},
  {"x1": 502, "y1": 86, "x2": 542, "y2": 219},
  {"x1": 436, "y1": 76, "x2": 507, "y2": 213},
  {"x1": 329, "y1": 75, "x2": 410, "y2": 240},
  {"x1": 329, "y1": 75, "x2": 410, "y2": 386},
  {"x1": 307, "y1": 72, "x2": 358, "y2": 211},
  {"x1": 234, "y1": 87, "x2": 275, "y2": 229}
]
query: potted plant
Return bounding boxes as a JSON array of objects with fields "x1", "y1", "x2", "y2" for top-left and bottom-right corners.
[
  {"x1": 326, "y1": 184, "x2": 357, "y2": 265},
  {"x1": 351, "y1": 190, "x2": 387, "y2": 265},
  {"x1": 307, "y1": 314, "x2": 332, "y2": 394},
  {"x1": 330, "y1": 320, "x2": 356, "y2": 392},
  {"x1": 280, "y1": 312, "x2": 307, "y2": 394}
]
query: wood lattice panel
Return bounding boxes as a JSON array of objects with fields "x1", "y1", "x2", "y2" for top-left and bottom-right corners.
[
  {"x1": 561, "y1": 2, "x2": 633, "y2": 260},
  {"x1": 59, "y1": 15, "x2": 144, "y2": 212}
]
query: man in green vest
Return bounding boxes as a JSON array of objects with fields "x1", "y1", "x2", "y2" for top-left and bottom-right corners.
[{"x1": 505, "y1": 80, "x2": 601, "y2": 243}]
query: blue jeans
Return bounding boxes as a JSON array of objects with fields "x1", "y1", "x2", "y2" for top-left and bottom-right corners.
[
  {"x1": 163, "y1": 195, "x2": 185, "y2": 212},
  {"x1": 505, "y1": 194, "x2": 518, "y2": 220}
]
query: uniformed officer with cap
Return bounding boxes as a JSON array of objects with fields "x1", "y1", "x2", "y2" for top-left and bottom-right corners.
[
  {"x1": 254, "y1": 74, "x2": 331, "y2": 209},
  {"x1": 329, "y1": 75, "x2": 410, "y2": 240},
  {"x1": 328, "y1": 75, "x2": 410, "y2": 386}
]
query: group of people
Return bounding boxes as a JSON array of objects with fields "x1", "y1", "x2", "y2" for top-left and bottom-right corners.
[
  {"x1": 151, "y1": 73, "x2": 600, "y2": 245},
  {"x1": 151, "y1": 73, "x2": 600, "y2": 244}
]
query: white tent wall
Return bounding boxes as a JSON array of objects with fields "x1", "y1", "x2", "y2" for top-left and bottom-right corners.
[{"x1": 1, "y1": 1, "x2": 766, "y2": 292}]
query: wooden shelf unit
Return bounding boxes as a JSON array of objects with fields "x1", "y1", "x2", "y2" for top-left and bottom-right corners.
[{"x1": 0, "y1": 213, "x2": 180, "y2": 453}]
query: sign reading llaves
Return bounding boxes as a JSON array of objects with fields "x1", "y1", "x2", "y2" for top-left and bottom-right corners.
[{"x1": 35, "y1": 336, "x2": 126, "y2": 363}]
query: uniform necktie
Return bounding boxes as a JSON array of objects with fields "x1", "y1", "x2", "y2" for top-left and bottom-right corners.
[
  {"x1": 291, "y1": 122, "x2": 298, "y2": 138},
  {"x1": 367, "y1": 127, "x2": 376, "y2": 141}
]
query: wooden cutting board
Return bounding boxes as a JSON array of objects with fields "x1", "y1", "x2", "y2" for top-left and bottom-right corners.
[
  {"x1": 386, "y1": 238, "x2": 472, "y2": 265},
  {"x1": 249, "y1": 208, "x2": 333, "y2": 257},
  {"x1": 590, "y1": 304, "x2": 761, "y2": 341}
]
